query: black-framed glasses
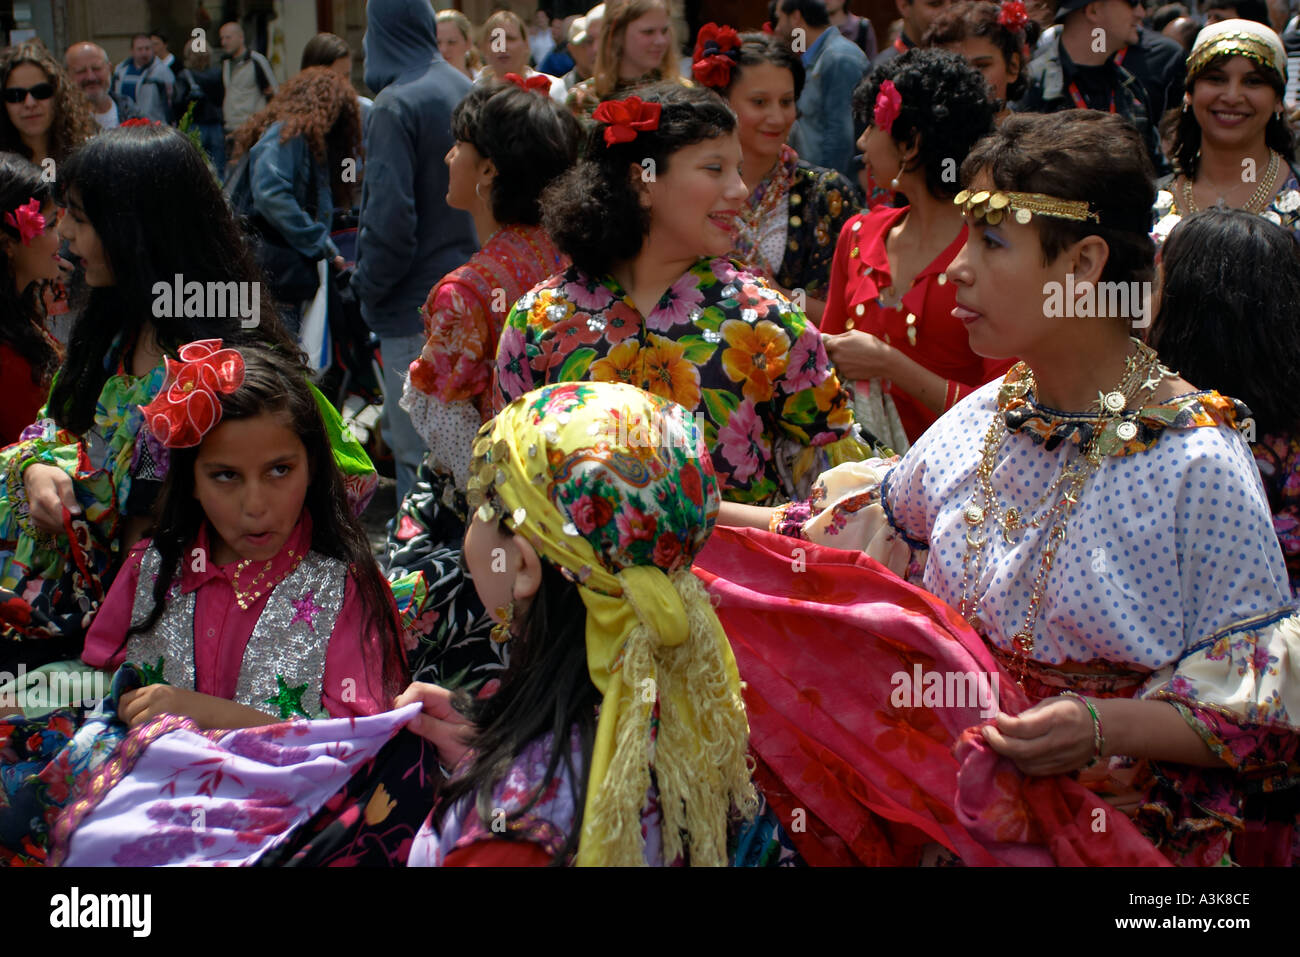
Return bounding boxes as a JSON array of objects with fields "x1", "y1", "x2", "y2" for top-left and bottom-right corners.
[{"x1": 3, "y1": 83, "x2": 55, "y2": 103}]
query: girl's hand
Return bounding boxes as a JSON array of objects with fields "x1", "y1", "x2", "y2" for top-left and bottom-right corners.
[
  {"x1": 821, "y1": 330, "x2": 898, "y2": 381},
  {"x1": 23, "y1": 463, "x2": 79, "y2": 535},
  {"x1": 981, "y1": 696, "x2": 1099, "y2": 776},
  {"x1": 394, "y1": 681, "x2": 474, "y2": 768},
  {"x1": 119, "y1": 685, "x2": 217, "y2": 728}
]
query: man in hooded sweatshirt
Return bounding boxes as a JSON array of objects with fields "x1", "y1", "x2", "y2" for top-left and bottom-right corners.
[{"x1": 354, "y1": 0, "x2": 478, "y2": 505}]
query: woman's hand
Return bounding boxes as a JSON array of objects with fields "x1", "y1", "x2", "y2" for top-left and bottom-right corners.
[
  {"x1": 23, "y1": 463, "x2": 78, "y2": 535},
  {"x1": 821, "y1": 330, "x2": 899, "y2": 381},
  {"x1": 395, "y1": 681, "x2": 475, "y2": 768},
  {"x1": 981, "y1": 695, "x2": 1098, "y2": 776}
]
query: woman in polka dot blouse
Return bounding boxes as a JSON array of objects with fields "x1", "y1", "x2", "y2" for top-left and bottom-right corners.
[{"x1": 716, "y1": 111, "x2": 1300, "y2": 866}]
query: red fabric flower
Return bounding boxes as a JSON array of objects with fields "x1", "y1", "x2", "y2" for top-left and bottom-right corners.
[
  {"x1": 592, "y1": 96, "x2": 663, "y2": 147},
  {"x1": 873, "y1": 79, "x2": 903, "y2": 136},
  {"x1": 503, "y1": 72, "x2": 552, "y2": 94},
  {"x1": 120, "y1": 117, "x2": 160, "y2": 128},
  {"x1": 997, "y1": 0, "x2": 1030, "y2": 31},
  {"x1": 692, "y1": 22, "x2": 741, "y2": 62},
  {"x1": 4, "y1": 198, "x2": 44, "y2": 246},
  {"x1": 692, "y1": 22, "x2": 742, "y2": 89},
  {"x1": 140, "y1": 338, "x2": 246, "y2": 448}
]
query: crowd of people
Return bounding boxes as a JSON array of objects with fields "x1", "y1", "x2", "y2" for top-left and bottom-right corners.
[{"x1": 0, "y1": 0, "x2": 1295, "y2": 869}]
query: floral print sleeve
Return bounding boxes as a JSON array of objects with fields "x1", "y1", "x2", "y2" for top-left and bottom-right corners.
[{"x1": 493, "y1": 258, "x2": 872, "y2": 504}]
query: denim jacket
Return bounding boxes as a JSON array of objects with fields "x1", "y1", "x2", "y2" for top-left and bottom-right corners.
[
  {"x1": 788, "y1": 29, "x2": 870, "y2": 181},
  {"x1": 249, "y1": 121, "x2": 338, "y2": 260}
]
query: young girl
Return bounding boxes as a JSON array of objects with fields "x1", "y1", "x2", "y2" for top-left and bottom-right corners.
[
  {"x1": 0, "y1": 152, "x2": 63, "y2": 444},
  {"x1": 0, "y1": 123, "x2": 374, "y2": 673},
  {"x1": 0, "y1": 340, "x2": 407, "y2": 865},
  {"x1": 46, "y1": 380, "x2": 758, "y2": 867}
]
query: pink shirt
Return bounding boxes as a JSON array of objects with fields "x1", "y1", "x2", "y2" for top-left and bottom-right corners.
[{"x1": 82, "y1": 512, "x2": 388, "y2": 718}]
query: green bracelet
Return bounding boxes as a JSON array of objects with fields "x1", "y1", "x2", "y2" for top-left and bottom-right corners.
[{"x1": 1060, "y1": 690, "x2": 1106, "y2": 762}]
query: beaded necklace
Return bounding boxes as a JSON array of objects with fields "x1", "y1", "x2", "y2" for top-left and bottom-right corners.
[{"x1": 957, "y1": 340, "x2": 1167, "y2": 684}]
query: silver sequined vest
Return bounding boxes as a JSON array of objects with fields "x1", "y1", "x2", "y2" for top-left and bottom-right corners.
[{"x1": 127, "y1": 546, "x2": 347, "y2": 718}]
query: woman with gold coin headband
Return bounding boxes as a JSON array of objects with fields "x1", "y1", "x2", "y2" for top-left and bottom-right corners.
[
  {"x1": 711, "y1": 110, "x2": 1300, "y2": 866},
  {"x1": 1152, "y1": 18, "x2": 1300, "y2": 244}
]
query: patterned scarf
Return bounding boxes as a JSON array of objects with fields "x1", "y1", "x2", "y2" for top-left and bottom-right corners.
[
  {"x1": 733, "y1": 144, "x2": 799, "y2": 272},
  {"x1": 466, "y1": 381, "x2": 756, "y2": 865}
]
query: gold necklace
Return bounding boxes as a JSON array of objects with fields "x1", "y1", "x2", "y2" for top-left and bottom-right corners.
[
  {"x1": 232, "y1": 549, "x2": 302, "y2": 611},
  {"x1": 958, "y1": 340, "x2": 1167, "y2": 684},
  {"x1": 1180, "y1": 149, "x2": 1280, "y2": 214}
]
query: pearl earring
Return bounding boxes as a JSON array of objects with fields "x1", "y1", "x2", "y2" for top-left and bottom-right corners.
[{"x1": 889, "y1": 163, "x2": 904, "y2": 191}]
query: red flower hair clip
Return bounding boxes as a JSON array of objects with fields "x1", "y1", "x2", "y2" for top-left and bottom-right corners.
[
  {"x1": 997, "y1": 0, "x2": 1030, "y2": 31},
  {"x1": 4, "y1": 198, "x2": 44, "y2": 246},
  {"x1": 692, "y1": 22, "x2": 742, "y2": 89},
  {"x1": 592, "y1": 96, "x2": 662, "y2": 147},
  {"x1": 120, "y1": 117, "x2": 161, "y2": 128},
  {"x1": 873, "y1": 79, "x2": 903, "y2": 136},
  {"x1": 140, "y1": 339, "x2": 246, "y2": 448},
  {"x1": 504, "y1": 72, "x2": 552, "y2": 95}
]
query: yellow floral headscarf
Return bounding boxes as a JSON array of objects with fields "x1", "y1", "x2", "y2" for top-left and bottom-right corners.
[{"x1": 467, "y1": 380, "x2": 756, "y2": 866}]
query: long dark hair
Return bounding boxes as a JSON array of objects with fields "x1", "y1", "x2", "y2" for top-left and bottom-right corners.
[
  {"x1": 123, "y1": 343, "x2": 408, "y2": 701},
  {"x1": 0, "y1": 151, "x2": 59, "y2": 385},
  {"x1": 1171, "y1": 54, "x2": 1296, "y2": 178},
  {"x1": 435, "y1": 557, "x2": 600, "y2": 865},
  {"x1": 542, "y1": 82, "x2": 736, "y2": 276},
  {"x1": 50, "y1": 124, "x2": 295, "y2": 435},
  {"x1": 1149, "y1": 207, "x2": 1300, "y2": 436}
]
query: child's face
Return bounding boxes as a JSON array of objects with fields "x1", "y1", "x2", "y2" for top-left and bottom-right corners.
[
  {"x1": 193, "y1": 411, "x2": 311, "y2": 567},
  {"x1": 58, "y1": 190, "x2": 113, "y2": 286}
]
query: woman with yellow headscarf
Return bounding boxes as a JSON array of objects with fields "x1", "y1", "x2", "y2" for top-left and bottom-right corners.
[{"x1": 404, "y1": 380, "x2": 757, "y2": 866}]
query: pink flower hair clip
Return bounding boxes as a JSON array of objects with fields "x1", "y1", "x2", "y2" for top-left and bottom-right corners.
[
  {"x1": 874, "y1": 80, "x2": 903, "y2": 136},
  {"x1": 4, "y1": 198, "x2": 44, "y2": 246}
]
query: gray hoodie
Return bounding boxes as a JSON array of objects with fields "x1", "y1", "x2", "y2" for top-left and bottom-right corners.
[{"x1": 353, "y1": 0, "x2": 477, "y2": 338}]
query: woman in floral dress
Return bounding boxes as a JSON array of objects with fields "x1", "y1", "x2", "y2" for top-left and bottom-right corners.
[
  {"x1": 495, "y1": 82, "x2": 874, "y2": 506},
  {"x1": 386, "y1": 79, "x2": 579, "y2": 690}
]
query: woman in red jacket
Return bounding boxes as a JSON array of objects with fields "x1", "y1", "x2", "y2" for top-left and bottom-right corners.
[{"x1": 821, "y1": 49, "x2": 1012, "y2": 447}]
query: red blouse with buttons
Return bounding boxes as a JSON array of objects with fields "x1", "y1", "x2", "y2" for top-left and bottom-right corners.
[{"x1": 821, "y1": 205, "x2": 1014, "y2": 441}]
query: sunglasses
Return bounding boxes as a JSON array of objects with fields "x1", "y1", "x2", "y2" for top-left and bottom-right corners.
[{"x1": 3, "y1": 83, "x2": 55, "y2": 104}]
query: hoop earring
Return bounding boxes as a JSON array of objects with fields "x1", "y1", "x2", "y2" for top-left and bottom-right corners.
[
  {"x1": 475, "y1": 182, "x2": 488, "y2": 204},
  {"x1": 491, "y1": 599, "x2": 515, "y2": 643}
]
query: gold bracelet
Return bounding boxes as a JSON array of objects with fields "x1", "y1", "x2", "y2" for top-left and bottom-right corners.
[{"x1": 1059, "y1": 690, "x2": 1106, "y2": 762}]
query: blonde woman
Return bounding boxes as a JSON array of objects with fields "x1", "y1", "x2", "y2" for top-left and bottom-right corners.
[
  {"x1": 476, "y1": 10, "x2": 566, "y2": 103},
  {"x1": 566, "y1": 0, "x2": 686, "y2": 118},
  {"x1": 437, "y1": 10, "x2": 482, "y2": 80}
]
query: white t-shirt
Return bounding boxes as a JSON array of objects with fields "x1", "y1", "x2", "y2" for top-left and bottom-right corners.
[{"x1": 93, "y1": 101, "x2": 120, "y2": 129}]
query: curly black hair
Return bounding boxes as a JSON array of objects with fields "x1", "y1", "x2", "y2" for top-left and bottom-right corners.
[
  {"x1": 452, "y1": 81, "x2": 581, "y2": 227},
  {"x1": 961, "y1": 111, "x2": 1156, "y2": 287},
  {"x1": 1171, "y1": 54, "x2": 1295, "y2": 179},
  {"x1": 1149, "y1": 208, "x2": 1300, "y2": 436},
  {"x1": 542, "y1": 82, "x2": 736, "y2": 277},
  {"x1": 717, "y1": 32, "x2": 806, "y2": 101},
  {"x1": 0, "y1": 151, "x2": 59, "y2": 387},
  {"x1": 921, "y1": 0, "x2": 1038, "y2": 104},
  {"x1": 852, "y1": 47, "x2": 997, "y2": 200}
]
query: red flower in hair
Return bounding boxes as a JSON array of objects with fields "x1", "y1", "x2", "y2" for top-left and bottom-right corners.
[
  {"x1": 592, "y1": 96, "x2": 663, "y2": 147},
  {"x1": 692, "y1": 23, "x2": 742, "y2": 89},
  {"x1": 997, "y1": 0, "x2": 1030, "y2": 31},
  {"x1": 120, "y1": 118, "x2": 160, "y2": 128},
  {"x1": 692, "y1": 23, "x2": 741, "y2": 62},
  {"x1": 504, "y1": 72, "x2": 552, "y2": 94},
  {"x1": 4, "y1": 198, "x2": 44, "y2": 246},
  {"x1": 873, "y1": 79, "x2": 903, "y2": 136},
  {"x1": 140, "y1": 339, "x2": 246, "y2": 448}
]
